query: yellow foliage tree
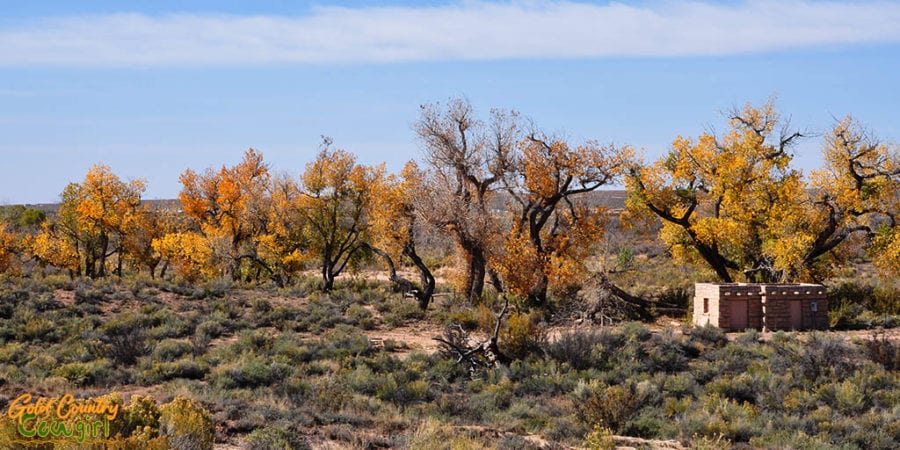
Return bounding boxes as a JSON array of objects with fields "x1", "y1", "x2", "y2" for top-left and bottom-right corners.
[
  {"x1": 178, "y1": 149, "x2": 272, "y2": 281},
  {"x1": 124, "y1": 205, "x2": 184, "y2": 278},
  {"x1": 626, "y1": 100, "x2": 898, "y2": 282},
  {"x1": 803, "y1": 117, "x2": 899, "y2": 278},
  {"x1": 256, "y1": 174, "x2": 309, "y2": 286},
  {"x1": 31, "y1": 164, "x2": 145, "y2": 278},
  {"x1": 151, "y1": 232, "x2": 216, "y2": 282},
  {"x1": 296, "y1": 142, "x2": 380, "y2": 291},
  {"x1": 0, "y1": 221, "x2": 19, "y2": 273},
  {"x1": 367, "y1": 161, "x2": 436, "y2": 309},
  {"x1": 495, "y1": 134, "x2": 632, "y2": 305}
]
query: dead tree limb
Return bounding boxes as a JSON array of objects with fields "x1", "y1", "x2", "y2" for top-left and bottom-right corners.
[
  {"x1": 363, "y1": 242, "x2": 435, "y2": 310},
  {"x1": 434, "y1": 296, "x2": 510, "y2": 373},
  {"x1": 583, "y1": 272, "x2": 653, "y2": 322}
]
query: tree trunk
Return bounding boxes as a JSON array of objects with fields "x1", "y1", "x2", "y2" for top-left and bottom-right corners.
[
  {"x1": 98, "y1": 233, "x2": 109, "y2": 278},
  {"x1": 466, "y1": 249, "x2": 487, "y2": 302},
  {"x1": 322, "y1": 257, "x2": 335, "y2": 291},
  {"x1": 404, "y1": 241, "x2": 435, "y2": 311},
  {"x1": 528, "y1": 274, "x2": 549, "y2": 307}
]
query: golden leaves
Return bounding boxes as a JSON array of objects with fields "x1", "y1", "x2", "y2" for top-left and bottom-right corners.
[
  {"x1": 151, "y1": 232, "x2": 215, "y2": 282},
  {"x1": 0, "y1": 221, "x2": 19, "y2": 273}
]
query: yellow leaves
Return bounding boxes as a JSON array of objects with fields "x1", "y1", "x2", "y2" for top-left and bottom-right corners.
[
  {"x1": 762, "y1": 232, "x2": 817, "y2": 281},
  {"x1": 177, "y1": 149, "x2": 271, "y2": 279},
  {"x1": 30, "y1": 223, "x2": 80, "y2": 273},
  {"x1": 368, "y1": 162, "x2": 417, "y2": 259},
  {"x1": 872, "y1": 226, "x2": 900, "y2": 277},
  {"x1": 0, "y1": 221, "x2": 19, "y2": 273},
  {"x1": 302, "y1": 148, "x2": 369, "y2": 197},
  {"x1": 495, "y1": 222, "x2": 543, "y2": 299},
  {"x1": 692, "y1": 217, "x2": 746, "y2": 249},
  {"x1": 629, "y1": 99, "x2": 898, "y2": 282},
  {"x1": 180, "y1": 149, "x2": 269, "y2": 233},
  {"x1": 74, "y1": 164, "x2": 145, "y2": 232},
  {"x1": 151, "y1": 232, "x2": 215, "y2": 282}
]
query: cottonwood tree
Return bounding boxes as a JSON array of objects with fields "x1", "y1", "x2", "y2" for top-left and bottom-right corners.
[
  {"x1": 626, "y1": 100, "x2": 898, "y2": 282},
  {"x1": 297, "y1": 142, "x2": 380, "y2": 291},
  {"x1": 151, "y1": 231, "x2": 216, "y2": 282},
  {"x1": 257, "y1": 174, "x2": 312, "y2": 287},
  {"x1": 0, "y1": 221, "x2": 19, "y2": 273},
  {"x1": 801, "y1": 117, "x2": 898, "y2": 278},
  {"x1": 367, "y1": 161, "x2": 436, "y2": 310},
  {"x1": 495, "y1": 132, "x2": 633, "y2": 305},
  {"x1": 415, "y1": 98, "x2": 518, "y2": 301},
  {"x1": 178, "y1": 149, "x2": 272, "y2": 281},
  {"x1": 124, "y1": 205, "x2": 183, "y2": 278},
  {"x1": 31, "y1": 164, "x2": 145, "y2": 278}
]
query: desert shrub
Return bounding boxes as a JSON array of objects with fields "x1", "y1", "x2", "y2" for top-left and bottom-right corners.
[
  {"x1": 147, "y1": 309, "x2": 196, "y2": 340},
  {"x1": 382, "y1": 298, "x2": 426, "y2": 327},
  {"x1": 153, "y1": 339, "x2": 194, "y2": 362},
  {"x1": 682, "y1": 394, "x2": 761, "y2": 443},
  {"x1": 344, "y1": 303, "x2": 376, "y2": 330},
  {"x1": 547, "y1": 329, "x2": 606, "y2": 370},
  {"x1": 0, "y1": 342, "x2": 27, "y2": 365},
  {"x1": 706, "y1": 373, "x2": 762, "y2": 405},
  {"x1": 662, "y1": 372, "x2": 699, "y2": 399},
  {"x1": 861, "y1": 331, "x2": 899, "y2": 371},
  {"x1": 620, "y1": 321, "x2": 653, "y2": 342},
  {"x1": 211, "y1": 356, "x2": 291, "y2": 389},
  {"x1": 433, "y1": 302, "x2": 479, "y2": 331},
  {"x1": 52, "y1": 360, "x2": 115, "y2": 386},
  {"x1": 194, "y1": 316, "x2": 228, "y2": 346},
  {"x1": 405, "y1": 418, "x2": 490, "y2": 450},
  {"x1": 798, "y1": 333, "x2": 857, "y2": 382},
  {"x1": 101, "y1": 313, "x2": 149, "y2": 366},
  {"x1": 114, "y1": 395, "x2": 161, "y2": 440},
  {"x1": 644, "y1": 330, "x2": 692, "y2": 373},
  {"x1": 501, "y1": 311, "x2": 547, "y2": 360},
  {"x1": 191, "y1": 277, "x2": 233, "y2": 299},
  {"x1": 310, "y1": 325, "x2": 372, "y2": 360},
  {"x1": 305, "y1": 378, "x2": 351, "y2": 414},
  {"x1": 828, "y1": 282, "x2": 900, "y2": 328},
  {"x1": 19, "y1": 316, "x2": 64, "y2": 343},
  {"x1": 696, "y1": 341, "x2": 768, "y2": 382},
  {"x1": 0, "y1": 415, "x2": 54, "y2": 449},
  {"x1": 296, "y1": 299, "x2": 342, "y2": 333},
  {"x1": 583, "y1": 425, "x2": 616, "y2": 450},
  {"x1": 139, "y1": 358, "x2": 206, "y2": 384},
  {"x1": 23, "y1": 353, "x2": 58, "y2": 378},
  {"x1": 246, "y1": 425, "x2": 311, "y2": 450},
  {"x1": 573, "y1": 380, "x2": 647, "y2": 433},
  {"x1": 158, "y1": 397, "x2": 215, "y2": 450},
  {"x1": 689, "y1": 324, "x2": 727, "y2": 348},
  {"x1": 74, "y1": 285, "x2": 108, "y2": 305}
]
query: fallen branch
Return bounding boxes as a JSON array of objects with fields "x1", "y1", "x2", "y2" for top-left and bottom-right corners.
[{"x1": 434, "y1": 296, "x2": 510, "y2": 372}]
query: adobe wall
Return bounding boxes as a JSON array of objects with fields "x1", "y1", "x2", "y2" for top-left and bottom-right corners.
[
  {"x1": 761, "y1": 284, "x2": 828, "y2": 331},
  {"x1": 693, "y1": 283, "x2": 828, "y2": 331},
  {"x1": 694, "y1": 283, "x2": 764, "y2": 330}
]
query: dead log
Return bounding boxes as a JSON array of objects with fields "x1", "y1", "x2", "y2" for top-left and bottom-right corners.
[{"x1": 434, "y1": 297, "x2": 510, "y2": 372}]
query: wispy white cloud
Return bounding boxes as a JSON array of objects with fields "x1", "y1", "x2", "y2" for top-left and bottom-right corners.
[{"x1": 1, "y1": 0, "x2": 898, "y2": 66}]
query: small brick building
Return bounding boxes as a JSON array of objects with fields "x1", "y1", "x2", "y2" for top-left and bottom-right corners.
[{"x1": 693, "y1": 283, "x2": 828, "y2": 331}]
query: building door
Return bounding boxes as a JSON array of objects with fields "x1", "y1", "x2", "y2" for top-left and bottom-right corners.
[
  {"x1": 789, "y1": 301, "x2": 802, "y2": 330},
  {"x1": 729, "y1": 300, "x2": 748, "y2": 331}
]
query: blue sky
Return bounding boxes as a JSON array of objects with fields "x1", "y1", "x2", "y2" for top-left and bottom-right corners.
[{"x1": 1, "y1": 0, "x2": 898, "y2": 204}]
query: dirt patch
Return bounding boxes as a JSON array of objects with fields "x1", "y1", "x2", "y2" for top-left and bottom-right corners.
[
  {"x1": 366, "y1": 322, "x2": 444, "y2": 359},
  {"x1": 53, "y1": 289, "x2": 75, "y2": 307}
]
